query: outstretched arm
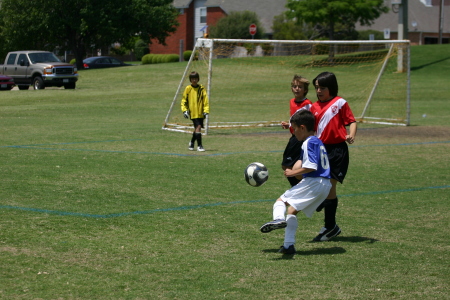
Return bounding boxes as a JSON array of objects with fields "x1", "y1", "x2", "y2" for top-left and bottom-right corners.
[{"x1": 346, "y1": 122, "x2": 357, "y2": 144}]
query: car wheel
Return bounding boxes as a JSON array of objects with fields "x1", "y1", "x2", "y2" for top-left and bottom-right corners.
[
  {"x1": 64, "y1": 82, "x2": 76, "y2": 89},
  {"x1": 33, "y1": 77, "x2": 45, "y2": 90}
]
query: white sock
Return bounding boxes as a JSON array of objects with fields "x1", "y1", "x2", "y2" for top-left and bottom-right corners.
[
  {"x1": 284, "y1": 214, "x2": 298, "y2": 248},
  {"x1": 273, "y1": 201, "x2": 286, "y2": 220}
]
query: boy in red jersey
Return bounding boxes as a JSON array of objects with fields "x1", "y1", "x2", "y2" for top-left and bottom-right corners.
[
  {"x1": 281, "y1": 75, "x2": 312, "y2": 187},
  {"x1": 310, "y1": 72, "x2": 357, "y2": 242}
]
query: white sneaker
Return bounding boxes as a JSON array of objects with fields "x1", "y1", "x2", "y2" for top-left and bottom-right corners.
[
  {"x1": 188, "y1": 142, "x2": 194, "y2": 151},
  {"x1": 197, "y1": 146, "x2": 205, "y2": 152}
]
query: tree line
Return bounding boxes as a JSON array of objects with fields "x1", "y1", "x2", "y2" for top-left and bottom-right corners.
[
  {"x1": 0, "y1": 0, "x2": 388, "y2": 67},
  {"x1": 0, "y1": 0, "x2": 178, "y2": 69}
]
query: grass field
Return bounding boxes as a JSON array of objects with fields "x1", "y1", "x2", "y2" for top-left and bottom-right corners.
[{"x1": 0, "y1": 44, "x2": 449, "y2": 299}]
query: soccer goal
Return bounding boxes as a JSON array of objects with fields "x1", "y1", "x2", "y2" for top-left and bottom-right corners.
[{"x1": 163, "y1": 38, "x2": 410, "y2": 134}]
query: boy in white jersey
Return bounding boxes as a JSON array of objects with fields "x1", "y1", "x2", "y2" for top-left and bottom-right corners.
[{"x1": 260, "y1": 110, "x2": 332, "y2": 255}]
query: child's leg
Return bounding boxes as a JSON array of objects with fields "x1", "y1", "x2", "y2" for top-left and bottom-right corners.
[
  {"x1": 273, "y1": 199, "x2": 286, "y2": 220},
  {"x1": 313, "y1": 179, "x2": 341, "y2": 242},
  {"x1": 190, "y1": 121, "x2": 199, "y2": 145},
  {"x1": 260, "y1": 199, "x2": 287, "y2": 233},
  {"x1": 324, "y1": 179, "x2": 338, "y2": 229},
  {"x1": 194, "y1": 124, "x2": 202, "y2": 146},
  {"x1": 190, "y1": 131, "x2": 197, "y2": 144},
  {"x1": 324, "y1": 197, "x2": 338, "y2": 229},
  {"x1": 284, "y1": 206, "x2": 299, "y2": 248}
]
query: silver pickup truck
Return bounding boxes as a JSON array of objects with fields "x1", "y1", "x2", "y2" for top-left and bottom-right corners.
[{"x1": 0, "y1": 51, "x2": 78, "y2": 90}]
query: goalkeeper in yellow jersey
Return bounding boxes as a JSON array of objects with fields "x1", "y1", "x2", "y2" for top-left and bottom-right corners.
[{"x1": 181, "y1": 71, "x2": 209, "y2": 151}]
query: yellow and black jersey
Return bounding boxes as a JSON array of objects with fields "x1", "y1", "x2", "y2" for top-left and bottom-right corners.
[{"x1": 181, "y1": 84, "x2": 209, "y2": 119}]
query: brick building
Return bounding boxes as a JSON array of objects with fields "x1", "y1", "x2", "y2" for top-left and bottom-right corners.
[
  {"x1": 149, "y1": 0, "x2": 287, "y2": 55},
  {"x1": 356, "y1": 0, "x2": 450, "y2": 45}
]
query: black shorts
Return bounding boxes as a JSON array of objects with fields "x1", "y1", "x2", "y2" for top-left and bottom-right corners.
[
  {"x1": 281, "y1": 134, "x2": 303, "y2": 168},
  {"x1": 325, "y1": 142, "x2": 349, "y2": 184},
  {"x1": 192, "y1": 118, "x2": 204, "y2": 128}
]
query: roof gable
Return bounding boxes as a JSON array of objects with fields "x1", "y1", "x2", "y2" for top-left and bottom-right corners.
[{"x1": 173, "y1": 0, "x2": 193, "y2": 8}]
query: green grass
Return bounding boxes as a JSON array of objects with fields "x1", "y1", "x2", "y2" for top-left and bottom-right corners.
[{"x1": 0, "y1": 44, "x2": 449, "y2": 299}]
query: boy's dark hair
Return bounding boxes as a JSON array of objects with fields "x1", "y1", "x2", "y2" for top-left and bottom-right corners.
[
  {"x1": 290, "y1": 110, "x2": 315, "y2": 132},
  {"x1": 189, "y1": 71, "x2": 200, "y2": 81},
  {"x1": 313, "y1": 72, "x2": 338, "y2": 97},
  {"x1": 292, "y1": 75, "x2": 310, "y2": 96}
]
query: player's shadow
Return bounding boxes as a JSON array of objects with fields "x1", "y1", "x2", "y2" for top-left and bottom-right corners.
[
  {"x1": 262, "y1": 246, "x2": 346, "y2": 260},
  {"x1": 262, "y1": 236, "x2": 378, "y2": 260},
  {"x1": 310, "y1": 236, "x2": 379, "y2": 244}
]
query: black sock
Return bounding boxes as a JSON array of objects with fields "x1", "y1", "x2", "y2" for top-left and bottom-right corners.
[
  {"x1": 191, "y1": 132, "x2": 197, "y2": 144},
  {"x1": 324, "y1": 198, "x2": 338, "y2": 229},
  {"x1": 195, "y1": 132, "x2": 202, "y2": 146}
]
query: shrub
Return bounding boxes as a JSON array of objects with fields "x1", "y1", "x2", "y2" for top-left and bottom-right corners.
[
  {"x1": 151, "y1": 55, "x2": 159, "y2": 64},
  {"x1": 166, "y1": 54, "x2": 179, "y2": 63},
  {"x1": 135, "y1": 39, "x2": 149, "y2": 61},
  {"x1": 142, "y1": 54, "x2": 180, "y2": 64},
  {"x1": 183, "y1": 50, "x2": 192, "y2": 61},
  {"x1": 142, "y1": 54, "x2": 155, "y2": 64}
]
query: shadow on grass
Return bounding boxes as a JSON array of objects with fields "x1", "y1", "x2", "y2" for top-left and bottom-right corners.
[
  {"x1": 262, "y1": 236, "x2": 378, "y2": 259},
  {"x1": 322, "y1": 236, "x2": 379, "y2": 244},
  {"x1": 411, "y1": 56, "x2": 450, "y2": 71},
  {"x1": 262, "y1": 246, "x2": 346, "y2": 260}
]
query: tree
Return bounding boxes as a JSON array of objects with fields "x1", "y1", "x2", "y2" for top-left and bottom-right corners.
[
  {"x1": 286, "y1": 0, "x2": 389, "y2": 40},
  {"x1": 209, "y1": 11, "x2": 265, "y2": 39},
  {"x1": 0, "y1": 0, "x2": 179, "y2": 69},
  {"x1": 272, "y1": 13, "x2": 318, "y2": 40}
]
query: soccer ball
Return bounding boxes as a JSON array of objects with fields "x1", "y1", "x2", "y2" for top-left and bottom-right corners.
[{"x1": 244, "y1": 162, "x2": 269, "y2": 187}]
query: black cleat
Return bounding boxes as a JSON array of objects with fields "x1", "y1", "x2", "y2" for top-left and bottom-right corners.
[
  {"x1": 260, "y1": 219, "x2": 287, "y2": 233},
  {"x1": 313, "y1": 225, "x2": 341, "y2": 242}
]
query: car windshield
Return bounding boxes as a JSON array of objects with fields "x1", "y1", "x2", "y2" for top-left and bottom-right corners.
[{"x1": 28, "y1": 52, "x2": 61, "y2": 64}]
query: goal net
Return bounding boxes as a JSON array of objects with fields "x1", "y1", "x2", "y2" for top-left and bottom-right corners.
[{"x1": 163, "y1": 38, "x2": 410, "y2": 134}]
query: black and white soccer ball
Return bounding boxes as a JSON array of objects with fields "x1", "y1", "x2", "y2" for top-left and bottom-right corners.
[{"x1": 244, "y1": 162, "x2": 269, "y2": 187}]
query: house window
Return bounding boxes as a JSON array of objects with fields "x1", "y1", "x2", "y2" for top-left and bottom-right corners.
[
  {"x1": 200, "y1": 8, "x2": 206, "y2": 23},
  {"x1": 424, "y1": 37, "x2": 449, "y2": 44},
  {"x1": 420, "y1": 0, "x2": 432, "y2": 6},
  {"x1": 178, "y1": 8, "x2": 184, "y2": 15}
]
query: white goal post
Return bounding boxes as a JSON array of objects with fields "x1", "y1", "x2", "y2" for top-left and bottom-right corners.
[{"x1": 163, "y1": 38, "x2": 410, "y2": 134}]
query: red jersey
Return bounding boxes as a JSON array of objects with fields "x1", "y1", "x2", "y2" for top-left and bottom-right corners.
[
  {"x1": 289, "y1": 98, "x2": 312, "y2": 134},
  {"x1": 310, "y1": 96, "x2": 356, "y2": 144}
]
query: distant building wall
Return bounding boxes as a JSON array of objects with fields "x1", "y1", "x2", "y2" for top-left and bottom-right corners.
[
  {"x1": 149, "y1": 4, "x2": 226, "y2": 55},
  {"x1": 150, "y1": 5, "x2": 196, "y2": 55}
]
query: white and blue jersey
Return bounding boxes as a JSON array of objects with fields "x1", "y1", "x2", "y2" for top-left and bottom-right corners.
[{"x1": 301, "y1": 136, "x2": 331, "y2": 179}]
